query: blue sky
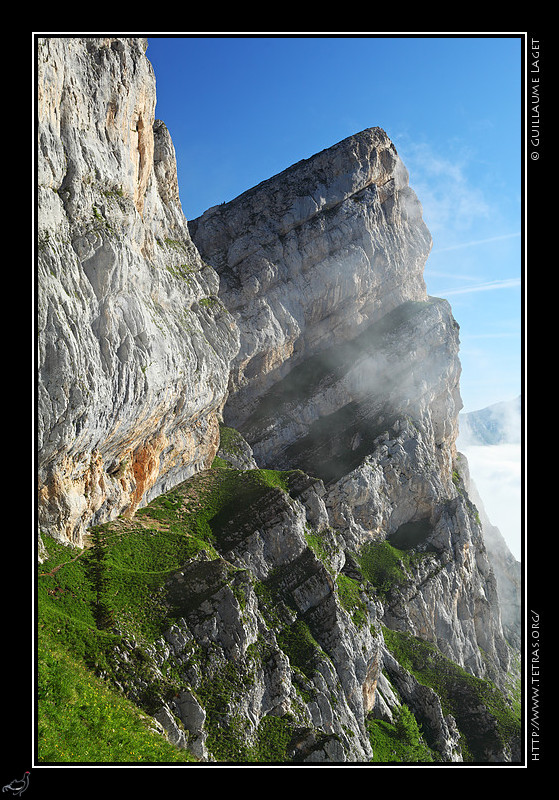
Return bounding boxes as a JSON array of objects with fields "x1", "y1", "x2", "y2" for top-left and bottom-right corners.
[{"x1": 146, "y1": 34, "x2": 523, "y2": 416}]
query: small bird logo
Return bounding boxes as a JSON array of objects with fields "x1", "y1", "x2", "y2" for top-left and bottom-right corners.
[{"x1": 2, "y1": 773, "x2": 30, "y2": 797}]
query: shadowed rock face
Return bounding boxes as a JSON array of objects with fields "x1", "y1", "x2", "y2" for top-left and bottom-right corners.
[{"x1": 234, "y1": 297, "x2": 462, "y2": 482}]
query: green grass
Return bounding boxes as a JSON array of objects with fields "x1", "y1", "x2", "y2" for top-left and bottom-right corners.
[
  {"x1": 37, "y1": 451, "x2": 519, "y2": 765},
  {"x1": 366, "y1": 704, "x2": 437, "y2": 763},
  {"x1": 77, "y1": 466, "x2": 296, "y2": 642},
  {"x1": 217, "y1": 425, "x2": 246, "y2": 455},
  {"x1": 253, "y1": 715, "x2": 297, "y2": 762},
  {"x1": 38, "y1": 467, "x2": 297, "y2": 652},
  {"x1": 177, "y1": 634, "x2": 298, "y2": 763},
  {"x1": 382, "y1": 628, "x2": 521, "y2": 762},
  {"x1": 37, "y1": 464, "x2": 301, "y2": 763},
  {"x1": 354, "y1": 540, "x2": 417, "y2": 597},
  {"x1": 335, "y1": 573, "x2": 368, "y2": 628},
  {"x1": 37, "y1": 628, "x2": 196, "y2": 763},
  {"x1": 37, "y1": 537, "x2": 120, "y2": 671},
  {"x1": 136, "y1": 465, "x2": 293, "y2": 548},
  {"x1": 276, "y1": 618, "x2": 324, "y2": 681}
]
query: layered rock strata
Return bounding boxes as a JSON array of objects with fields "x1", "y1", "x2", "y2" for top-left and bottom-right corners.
[
  {"x1": 94, "y1": 468, "x2": 380, "y2": 763},
  {"x1": 190, "y1": 126, "x2": 511, "y2": 688},
  {"x1": 37, "y1": 37, "x2": 521, "y2": 764},
  {"x1": 189, "y1": 126, "x2": 432, "y2": 428}
]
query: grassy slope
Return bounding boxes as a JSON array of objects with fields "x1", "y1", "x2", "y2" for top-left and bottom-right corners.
[
  {"x1": 36, "y1": 463, "x2": 297, "y2": 763},
  {"x1": 37, "y1": 448, "x2": 521, "y2": 764},
  {"x1": 37, "y1": 627, "x2": 197, "y2": 763}
]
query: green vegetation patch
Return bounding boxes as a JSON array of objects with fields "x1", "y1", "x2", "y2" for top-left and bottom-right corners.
[
  {"x1": 140, "y1": 466, "x2": 291, "y2": 538},
  {"x1": 202, "y1": 708, "x2": 296, "y2": 764},
  {"x1": 382, "y1": 628, "x2": 521, "y2": 762},
  {"x1": 37, "y1": 463, "x2": 303, "y2": 763},
  {"x1": 37, "y1": 628, "x2": 196, "y2": 763},
  {"x1": 192, "y1": 639, "x2": 297, "y2": 763},
  {"x1": 201, "y1": 468, "x2": 293, "y2": 549},
  {"x1": 254, "y1": 714, "x2": 297, "y2": 762},
  {"x1": 216, "y1": 424, "x2": 248, "y2": 460},
  {"x1": 335, "y1": 573, "x2": 368, "y2": 628},
  {"x1": 39, "y1": 466, "x2": 298, "y2": 654},
  {"x1": 277, "y1": 619, "x2": 324, "y2": 681},
  {"x1": 38, "y1": 537, "x2": 120, "y2": 670},
  {"x1": 355, "y1": 540, "x2": 412, "y2": 597},
  {"x1": 304, "y1": 526, "x2": 340, "y2": 575},
  {"x1": 366, "y1": 704, "x2": 437, "y2": 763}
]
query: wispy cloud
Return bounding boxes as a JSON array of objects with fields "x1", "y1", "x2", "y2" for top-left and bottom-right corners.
[
  {"x1": 438, "y1": 277, "x2": 521, "y2": 297},
  {"x1": 397, "y1": 140, "x2": 492, "y2": 238},
  {"x1": 425, "y1": 269, "x2": 481, "y2": 281},
  {"x1": 433, "y1": 232, "x2": 521, "y2": 253},
  {"x1": 466, "y1": 332, "x2": 519, "y2": 339}
]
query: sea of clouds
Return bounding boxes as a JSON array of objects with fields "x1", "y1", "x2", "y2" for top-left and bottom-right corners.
[{"x1": 457, "y1": 397, "x2": 522, "y2": 562}]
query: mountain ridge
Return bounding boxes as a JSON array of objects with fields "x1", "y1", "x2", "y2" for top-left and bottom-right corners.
[
  {"x1": 459, "y1": 395, "x2": 521, "y2": 446},
  {"x1": 36, "y1": 36, "x2": 522, "y2": 764}
]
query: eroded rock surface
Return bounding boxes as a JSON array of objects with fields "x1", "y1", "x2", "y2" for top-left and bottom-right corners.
[
  {"x1": 37, "y1": 37, "x2": 521, "y2": 765},
  {"x1": 37, "y1": 37, "x2": 239, "y2": 545},
  {"x1": 190, "y1": 126, "x2": 432, "y2": 430}
]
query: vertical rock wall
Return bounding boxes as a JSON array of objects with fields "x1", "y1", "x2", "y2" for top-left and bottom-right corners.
[
  {"x1": 36, "y1": 39, "x2": 520, "y2": 763},
  {"x1": 37, "y1": 37, "x2": 239, "y2": 545},
  {"x1": 190, "y1": 127, "x2": 513, "y2": 689},
  {"x1": 190, "y1": 127, "x2": 432, "y2": 429}
]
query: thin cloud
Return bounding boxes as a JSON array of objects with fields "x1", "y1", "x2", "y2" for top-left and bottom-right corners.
[
  {"x1": 397, "y1": 139, "x2": 492, "y2": 237},
  {"x1": 425, "y1": 269, "x2": 481, "y2": 281},
  {"x1": 432, "y1": 232, "x2": 521, "y2": 254},
  {"x1": 438, "y1": 277, "x2": 521, "y2": 297}
]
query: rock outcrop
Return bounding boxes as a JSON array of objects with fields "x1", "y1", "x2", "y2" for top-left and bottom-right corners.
[
  {"x1": 37, "y1": 37, "x2": 239, "y2": 545},
  {"x1": 189, "y1": 126, "x2": 432, "y2": 430},
  {"x1": 37, "y1": 37, "x2": 522, "y2": 765},
  {"x1": 111, "y1": 469, "x2": 383, "y2": 763},
  {"x1": 190, "y1": 125, "x2": 510, "y2": 689}
]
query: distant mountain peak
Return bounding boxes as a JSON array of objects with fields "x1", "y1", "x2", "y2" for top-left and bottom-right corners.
[{"x1": 459, "y1": 395, "x2": 521, "y2": 446}]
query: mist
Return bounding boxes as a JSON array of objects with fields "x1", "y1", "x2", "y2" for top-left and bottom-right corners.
[{"x1": 457, "y1": 397, "x2": 522, "y2": 561}]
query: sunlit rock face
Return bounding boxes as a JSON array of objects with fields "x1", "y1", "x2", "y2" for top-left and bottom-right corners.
[
  {"x1": 189, "y1": 127, "x2": 432, "y2": 429},
  {"x1": 189, "y1": 125, "x2": 462, "y2": 568},
  {"x1": 37, "y1": 39, "x2": 521, "y2": 764},
  {"x1": 37, "y1": 37, "x2": 239, "y2": 545},
  {"x1": 190, "y1": 127, "x2": 514, "y2": 693}
]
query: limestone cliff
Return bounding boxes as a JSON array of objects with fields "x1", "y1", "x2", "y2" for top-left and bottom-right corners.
[
  {"x1": 36, "y1": 37, "x2": 521, "y2": 765},
  {"x1": 189, "y1": 126, "x2": 432, "y2": 430},
  {"x1": 190, "y1": 128, "x2": 509, "y2": 688},
  {"x1": 37, "y1": 37, "x2": 239, "y2": 545}
]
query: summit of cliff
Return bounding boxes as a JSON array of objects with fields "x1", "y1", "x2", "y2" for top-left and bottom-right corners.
[{"x1": 189, "y1": 125, "x2": 432, "y2": 428}]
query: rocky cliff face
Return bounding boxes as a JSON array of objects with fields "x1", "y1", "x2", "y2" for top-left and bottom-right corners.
[
  {"x1": 37, "y1": 38, "x2": 239, "y2": 545},
  {"x1": 189, "y1": 125, "x2": 509, "y2": 687},
  {"x1": 37, "y1": 37, "x2": 521, "y2": 764},
  {"x1": 189, "y1": 126, "x2": 432, "y2": 430}
]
